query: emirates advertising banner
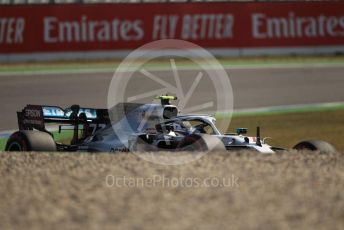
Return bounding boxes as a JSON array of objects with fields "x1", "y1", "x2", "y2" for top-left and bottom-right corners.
[{"x1": 0, "y1": 2, "x2": 344, "y2": 55}]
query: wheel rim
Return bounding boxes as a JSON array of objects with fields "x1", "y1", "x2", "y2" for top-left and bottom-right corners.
[{"x1": 7, "y1": 142, "x2": 22, "y2": 151}]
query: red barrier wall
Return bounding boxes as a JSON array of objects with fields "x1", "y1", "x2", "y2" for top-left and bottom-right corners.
[{"x1": 0, "y1": 2, "x2": 344, "y2": 59}]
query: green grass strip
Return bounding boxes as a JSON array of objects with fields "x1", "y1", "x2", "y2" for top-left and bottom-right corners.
[{"x1": 230, "y1": 102, "x2": 344, "y2": 117}]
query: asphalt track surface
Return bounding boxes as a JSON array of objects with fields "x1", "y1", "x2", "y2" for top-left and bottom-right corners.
[{"x1": 0, "y1": 66, "x2": 344, "y2": 131}]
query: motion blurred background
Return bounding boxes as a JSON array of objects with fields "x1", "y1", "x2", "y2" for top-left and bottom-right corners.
[{"x1": 0, "y1": 0, "x2": 344, "y2": 151}]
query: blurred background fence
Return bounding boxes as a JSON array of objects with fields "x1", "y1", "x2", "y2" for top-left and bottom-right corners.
[
  {"x1": 0, "y1": 0, "x2": 318, "y2": 4},
  {"x1": 2, "y1": 0, "x2": 240, "y2": 4},
  {"x1": 0, "y1": 0, "x2": 343, "y2": 62}
]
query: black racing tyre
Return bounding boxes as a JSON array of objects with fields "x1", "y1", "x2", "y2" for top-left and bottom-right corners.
[
  {"x1": 177, "y1": 134, "x2": 225, "y2": 151},
  {"x1": 5, "y1": 131, "x2": 56, "y2": 152},
  {"x1": 293, "y1": 140, "x2": 336, "y2": 153}
]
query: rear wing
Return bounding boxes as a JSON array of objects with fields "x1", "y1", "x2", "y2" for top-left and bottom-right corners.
[
  {"x1": 17, "y1": 104, "x2": 110, "y2": 131},
  {"x1": 17, "y1": 105, "x2": 110, "y2": 144}
]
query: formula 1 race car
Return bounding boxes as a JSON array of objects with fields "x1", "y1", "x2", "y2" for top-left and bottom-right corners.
[{"x1": 5, "y1": 96, "x2": 336, "y2": 153}]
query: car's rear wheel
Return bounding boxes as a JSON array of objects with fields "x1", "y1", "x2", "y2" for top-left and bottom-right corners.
[
  {"x1": 293, "y1": 140, "x2": 336, "y2": 153},
  {"x1": 177, "y1": 134, "x2": 225, "y2": 151},
  {"x1": 5, "y1": 131, "x2": 56, "y2": 152}
]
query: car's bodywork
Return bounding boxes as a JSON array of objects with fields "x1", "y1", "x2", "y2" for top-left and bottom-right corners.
[{"x1": 5, "y1": 96, "x2": 335, "y2": 153}]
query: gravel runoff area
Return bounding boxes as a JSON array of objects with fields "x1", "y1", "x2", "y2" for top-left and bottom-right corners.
[{"x1": 0, "y1": 151, "x2": 343, "y2": 230}]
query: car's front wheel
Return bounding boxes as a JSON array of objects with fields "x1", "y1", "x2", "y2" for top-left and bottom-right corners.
[{"x1": 293, "y1": 140, "x2": 336, "y2": 153}]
